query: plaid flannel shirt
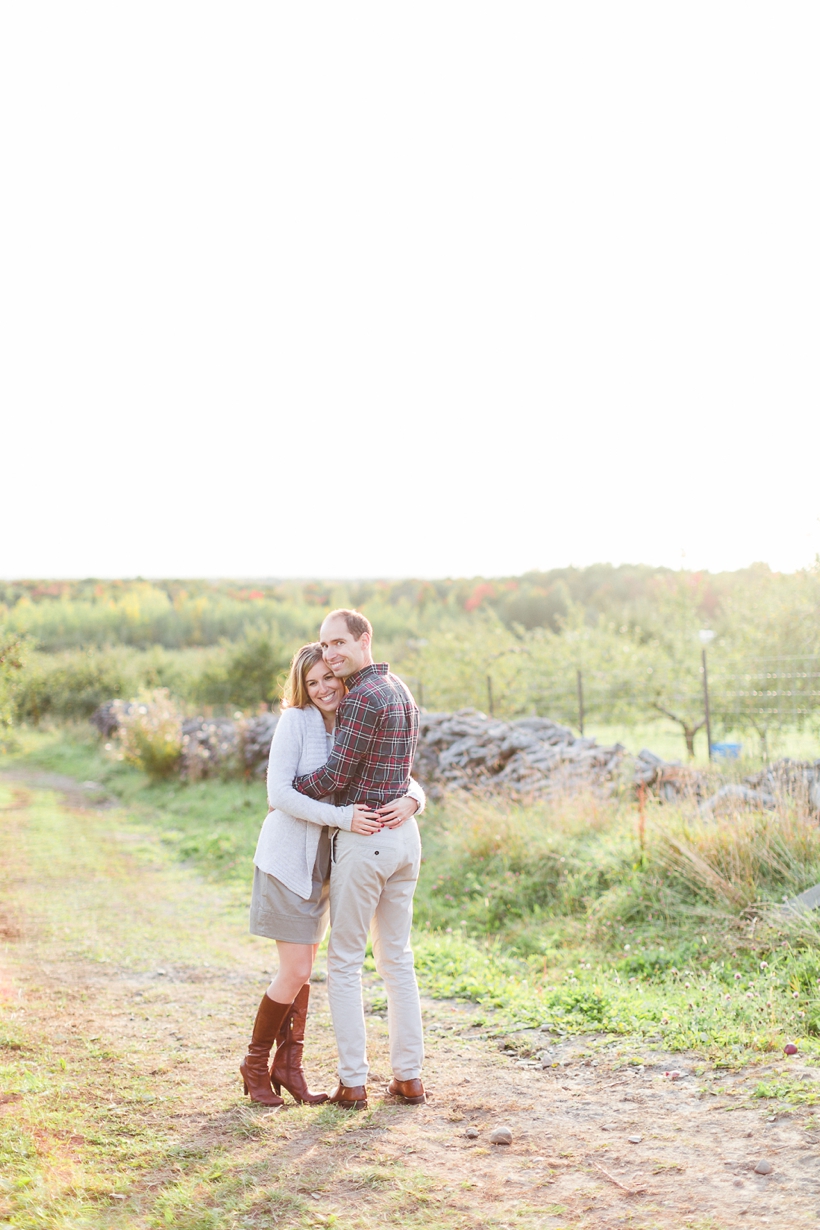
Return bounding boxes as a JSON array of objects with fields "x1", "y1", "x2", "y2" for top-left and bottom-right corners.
[{"x1": 293, "y1": 663, "x2": 419, "y2": 808}]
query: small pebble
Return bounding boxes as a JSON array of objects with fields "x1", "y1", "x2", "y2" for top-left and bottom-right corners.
[
  {"x1": 628, "y1": 1135, "x2": 642, "y2": 1144},
  {"x1": 754, "y1": 1160, "x2": 773, "y2": 1175},
  {"x1": 490, "y1": 1127, "x2": 513, "y2": 1146},
  {"x1": 784, "y1": 1043, "x2": 799, "y2": 1056},
  {"x1": 734, "y1": 1179, "x2": 744, "y2": 1187},
  {"x1": 465, "y1": 1127, "x2": 479, "y2": 1139}
]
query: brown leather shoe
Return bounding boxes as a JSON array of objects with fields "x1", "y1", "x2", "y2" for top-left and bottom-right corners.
[
  {"x1": 328, "y1": 1082, "x2": 368, "y2": 1111},
  {"x1": 388, "y1": 1077, "x2": 426, "y2": 1105},
  {"x1": 270, "y1": 984, "x2": 328, "y2": 1105},
  {"x1": 239, "y1": 994, "x2": 288, "y2": 1106}
]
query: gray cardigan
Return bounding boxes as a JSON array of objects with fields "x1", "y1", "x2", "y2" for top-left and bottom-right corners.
[{"x1": 253, "y1": 704, "x2": 425, "y2": 898}]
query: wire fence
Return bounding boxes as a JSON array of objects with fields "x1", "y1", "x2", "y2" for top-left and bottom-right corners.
[{"x1": 408, "y1": 654, "x2": 820, "y2": 756}]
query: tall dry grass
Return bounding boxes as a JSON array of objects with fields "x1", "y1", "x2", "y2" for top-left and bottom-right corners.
[
  {"x1": 420, "y1": 785, "x2": 820, "y2": 949},
  {"x1": 650, "y1": 802, "x2": 820, "y2": 911}
]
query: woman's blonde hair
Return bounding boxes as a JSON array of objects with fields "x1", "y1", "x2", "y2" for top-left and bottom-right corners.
[{"x1": 282, "y1": 643, "x2": 326, "y2": 710}]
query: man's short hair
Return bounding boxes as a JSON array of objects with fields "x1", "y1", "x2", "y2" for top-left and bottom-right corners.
[{"x1": 326, "y1": 608, "x2": 373, "y2": 641}]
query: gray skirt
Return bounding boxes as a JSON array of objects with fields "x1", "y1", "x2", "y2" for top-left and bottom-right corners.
[{"x1": 249, "y1": 827, "x2": 332, "y2": 945}]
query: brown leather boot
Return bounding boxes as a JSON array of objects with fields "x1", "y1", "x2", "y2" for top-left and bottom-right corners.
[
  {"x1": 388, "y1": 1077, "x2": 426, "y2": 1104},
  {"x1": 270, "y1": 984, "x2": 328, "y2": 1105},
  {"x1": 239, "y1": 994, "x2": 289, "y2": 1106},
  {"x1": 328, "y1": 1082, "x2": 368, "y2": 1111}
]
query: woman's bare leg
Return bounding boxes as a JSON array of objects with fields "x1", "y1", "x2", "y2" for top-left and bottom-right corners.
[{"x1": 266, "y1": 942, "x2": 320, "y2": 1003}]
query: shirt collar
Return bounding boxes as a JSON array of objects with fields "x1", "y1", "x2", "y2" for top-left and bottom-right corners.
[{"x1": 345, "y1": 662, "x2": 389, "y2": 690}]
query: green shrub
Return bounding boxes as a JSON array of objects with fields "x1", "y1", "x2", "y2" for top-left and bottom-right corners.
[
  {"x1": 192, "y1": 629, "x2": 289, "y2": 709},
  {"x1": 15, "y1": 647, "x2": 143, "y2": 724},
  {"x1": 111, "y1": 689, "x2": 183, "y2": 779},
  {"x1": 14, "y1": 645, "x2": 224, "y2": 724}
]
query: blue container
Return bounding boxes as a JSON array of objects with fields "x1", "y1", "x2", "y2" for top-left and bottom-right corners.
[{"x1": 711, "y1": 742, "x2": 742, "y2": 760}]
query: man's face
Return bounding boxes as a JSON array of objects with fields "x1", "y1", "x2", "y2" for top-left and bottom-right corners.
[{"x1": 320, "y1": 615, "x2": 371, "y2": 678}]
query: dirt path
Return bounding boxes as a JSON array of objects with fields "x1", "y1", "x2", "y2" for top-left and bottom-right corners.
[{"x1": 2, "y1": 775, "x2": 820, "y2": 1229}]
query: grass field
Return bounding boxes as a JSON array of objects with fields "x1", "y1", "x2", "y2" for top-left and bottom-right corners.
[
  {"x1": 584, "y1": 719, "x2": 820, "y2": 767},
  {"x1": 5, "y1": 730, "x2": 820, "y2": 1228},
  {"x1": 6, "y1": 726, "x2": 820, "y2": 1064}
]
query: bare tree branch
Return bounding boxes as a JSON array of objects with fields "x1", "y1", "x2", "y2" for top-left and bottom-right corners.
[{"x1": 650, "y1": 702, "x2": 704, "y2": 734}]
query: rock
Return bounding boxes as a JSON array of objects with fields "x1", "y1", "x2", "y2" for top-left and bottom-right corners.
[
  {"x1": 628, "y1": 1135, "x2": 642, "y2": 1144},
  {"x1": 699, "y1": 783, "x2": 776, "y2": 817},
  {"x1": 88, "y1": 692, "x2": 820, "y2": 814},
  {"x1": 784, "y1": 1043, "x2": 799, "y2": 1055},
  {"x1": 464, "y1": 1127, "x2": 479, "y2": 1139},
  {"x1": 634, "y1": 749, "x2": 707, "y2": 800},
  {"x1": 90, "y1": 699, "x2": 133, "y2": 738},
  {"x1": 180, "y1": 716, "x2": 240, "y2": 779},
  {"x1": 241, "y1": 712, "x2": 279, "y2": 775},
  {"x1": 490, "y1": 1127, "x2": 513, "y2": 1146},
  {"x1": 754, "y1": 1159, "x2": 773, "y2": 1175},
  {"x1": 783, "y1": 883, "x2": 820, "y2": 913},
  {"x1": 413, "y1": 708, "x2": 625, "y2": 799},
  {"x1": 746, "y1": 758, "x2": 820, "y2": 814}
]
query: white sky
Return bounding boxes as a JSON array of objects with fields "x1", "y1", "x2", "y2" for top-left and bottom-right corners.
[{"x1": 2, "y1": 3, "x2": 819, "y2": 580}]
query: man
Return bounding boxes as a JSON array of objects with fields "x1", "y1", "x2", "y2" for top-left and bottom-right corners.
[{"x1": 293, "y1": 608, "x2": 424, "y2": 1110}]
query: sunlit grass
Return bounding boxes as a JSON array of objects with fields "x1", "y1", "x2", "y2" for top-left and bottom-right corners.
[{"x1": 9, "y1": 728, "x2": 820, "y2": 1063}]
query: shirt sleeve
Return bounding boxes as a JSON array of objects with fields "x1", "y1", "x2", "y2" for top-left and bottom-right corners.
[
  {"x1": 293, "y1": 691, "x2": 381, "y2": 799},
  {"x1": 267, "y1": 710, "x2": 355, "y2": 829},
  {"x1": 405, "y1": 776, "x2": 426, "y2": 816}
]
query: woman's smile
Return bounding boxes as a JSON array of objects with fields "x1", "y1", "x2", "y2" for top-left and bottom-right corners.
[{"x1": 304, "y1": 660, "x2": 346, "y2": 717}]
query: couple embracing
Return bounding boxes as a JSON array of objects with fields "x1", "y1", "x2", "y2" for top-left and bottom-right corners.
[{"x1": 239, "y1": 608, "x2": 426, "y2": 1110}]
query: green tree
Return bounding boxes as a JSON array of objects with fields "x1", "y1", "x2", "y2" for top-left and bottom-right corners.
[
  {"x1": 709, "y1": 564, "x2": 820, "y2": 755},
  {"x1": 0, "y1": 628, "x2": 27, "y2": 735},
  {"x1": 409, "y1": 615, "x2": 529, "y2": 716},
  {"x1": 635, "y1": 577, "x2": 713, "y2": 759},
  {"x1": 194, "y1": 629, "x2": 289, "y2": 710}
]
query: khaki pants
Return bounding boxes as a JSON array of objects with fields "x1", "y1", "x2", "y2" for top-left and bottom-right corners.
[{"x1": 327, "y1": 818, "x2": 424, "y2": 1087}]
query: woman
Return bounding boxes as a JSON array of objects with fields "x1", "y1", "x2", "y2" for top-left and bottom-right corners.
[{"x1": 239, "y1": 643, "x2": 425, "y2": 1106}]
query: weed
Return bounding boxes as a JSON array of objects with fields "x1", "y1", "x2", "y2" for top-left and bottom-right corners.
[
  {"x1": 752, "y1": 1077, "x2": 820, "y2": 1105},
  {"x1": 349, "y1": 1165, "x2": 397, "y2": 1189}
]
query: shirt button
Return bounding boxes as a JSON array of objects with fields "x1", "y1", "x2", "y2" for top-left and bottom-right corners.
[{"x1": 374, "y1": 850, "x2": 379, "y2": 855}]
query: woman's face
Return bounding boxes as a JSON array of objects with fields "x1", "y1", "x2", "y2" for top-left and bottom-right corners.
[{"x1": 304, "y1": 659, "x2": 345, "y2": 717}]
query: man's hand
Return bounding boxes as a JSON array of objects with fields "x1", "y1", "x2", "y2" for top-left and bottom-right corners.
[
  {"x1": 350, "y1": 804, "x2": 382, "y2": 836},
  {"x1": 376, "y1": 795, "x2": 419, "y2": 830}
]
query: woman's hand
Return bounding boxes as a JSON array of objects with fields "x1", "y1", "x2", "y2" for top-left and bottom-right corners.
[
  {"x1": 376, "y1": 795, "x2": 419, "y2": 830},
  {"x1": 350, "y1": 804, "x2": 382, "y2": 836}
]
